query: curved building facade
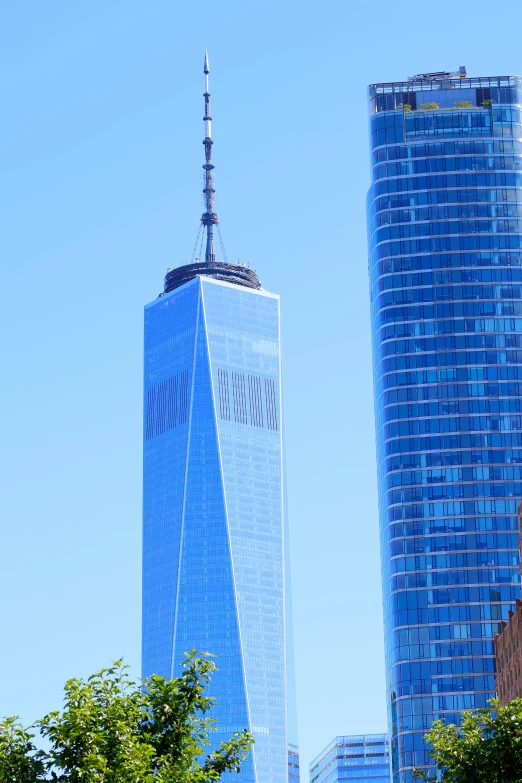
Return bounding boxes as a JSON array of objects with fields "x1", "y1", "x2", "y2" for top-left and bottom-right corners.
[{"x1": 367, "y1": 71, "x2": 522, "y2": 781}]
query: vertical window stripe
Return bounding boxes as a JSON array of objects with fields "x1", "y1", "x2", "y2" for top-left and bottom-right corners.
[
  {"x1": 248, "y1": 375, "x2": 264, "y2": 427},
  {"x1": 156, "y1": 381, "x2": 167, "y2": 435},
  {"x1": 145, "y1": 370, "x2": 190, "y2": 440},
  {"x1": 218, "y1": 369, "x2": 231, "y2": 421},
  {"x1": 167, "y1": 376, "x2": 178, "y2": 430},
  {"x1": 265, "y1": 378, "x2": 278, "y2": 431},
  {"x1": 179, "y1": 370, "x2": 188, "y2": 424},
  {"x1": 146, "y1": 386, "x2": 156, "y2": 440}
]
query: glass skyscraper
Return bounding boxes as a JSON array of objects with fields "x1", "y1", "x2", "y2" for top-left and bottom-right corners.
[
  {"x1": 309, "y1": 734, "x2": 390, "y2": 783},
  {"x1": 367, "y1": 69, "x2": 522, "y2": 781},
  {"x1": 142, "y1": 269, "x2": 292, "y2": 782},
  {"x1": 142, "y1": 53, "x2": 297, "y2": 783}
]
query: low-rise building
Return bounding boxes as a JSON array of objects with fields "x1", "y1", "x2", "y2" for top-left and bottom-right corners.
[
  {"x1": 289, "y1": 743, "x2": 300, "y2": 783},
  {"x1": 494, "y1": 501, "x2": 522, "y2": 702},
  {"x1": 309, "y1": 734, "x2": 390, "y2": 783},
  {"x1": 495, "y1": 600, "x2": 522, "y2": 702}
]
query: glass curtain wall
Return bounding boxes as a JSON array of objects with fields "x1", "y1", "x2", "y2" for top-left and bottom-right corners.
[
  {"x1": 288, "y1": 744, "x2": 301, "y2": 783},
  {"x1": 309, "y1": 734, "x2": 390, "y2": 783},
  {"x1": 367, "y1": 74, "x2": 522, "y2": 781},
  {"x1": 142, "y1": 274, "x2": 290, "y2": 783}
]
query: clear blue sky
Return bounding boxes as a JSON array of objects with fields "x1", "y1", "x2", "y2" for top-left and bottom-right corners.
[{"x1": 1, "y1": 0, "x2": 521, "y2": 773}]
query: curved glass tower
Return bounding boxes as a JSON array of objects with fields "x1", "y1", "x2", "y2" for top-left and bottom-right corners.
[{"x1": 367, "y1": 70, "x2": 522, "y2": 781}]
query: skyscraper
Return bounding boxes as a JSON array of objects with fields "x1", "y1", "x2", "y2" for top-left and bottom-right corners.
[
  {"x1": 367, "y1": 68, "x2": 522, "y2": 781},
  {"x1": 142, "y1": 54, "x2": 297, "y2": 782},
  {"x1": 309, "y1": 734, "x2": 390, "y2": 783}
]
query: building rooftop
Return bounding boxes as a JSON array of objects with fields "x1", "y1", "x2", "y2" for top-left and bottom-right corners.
[
  {"x1": 408, "y1": 66, "x2": 467, "y2": 82},
  {"x1": 368, "y1": 69, "x2": 522, "y2": 114},
  {"x1": 309, "y1": 734, "x2": 388, "y2": 771},
  {"x1": 162, "y1": 260, "x2": 261, "y2": 295},
  {"x1": 370, "y1": 71, "x2": 520, "y2": 93}
]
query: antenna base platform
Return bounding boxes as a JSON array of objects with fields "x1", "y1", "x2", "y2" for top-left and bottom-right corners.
[{"x1": 163, "y1": 261, "x2": 261, "y2": 294}]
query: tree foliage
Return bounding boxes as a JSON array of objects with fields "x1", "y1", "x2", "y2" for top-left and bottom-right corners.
[
  {"x1": 0, "y1": 717, "x2": 45, "y2": 783},
  {"x1": 414, "y1": 698, "x2": 522, "y2": 782},
  {"x1": 0, "y1": 652, "x2": 253, "y2": 782}
]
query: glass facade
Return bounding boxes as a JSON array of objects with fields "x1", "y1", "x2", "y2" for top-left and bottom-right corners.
[
  {"x1": 367, "y1": 73, "x2": 522, "y2": 781},
  {"x1": 142, "y1": 273, "x2": 295, "y2": 782},
  {"x1": 309, "y1": 734, "x2": 390, "y2": 783},
  {"x1": 289, "y1": 743, "x2": 301, "y2": 783}
]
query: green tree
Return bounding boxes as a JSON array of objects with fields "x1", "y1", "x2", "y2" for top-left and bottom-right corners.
[
  {"x1": 453, "y1": 100, "x2": 473, "y2": 109},
  {"x1": 0, "y1": 717, "x2": 45, "y2": 783},
  {"x1": 420, "y1": 102, "x2": 440, "y2": 111},
  {"x1": 0, "y1": 652, "x2": 253, "y2": 782},
  {"x1": 413, "y1": 698, "x2": 522, "y2": 782}
]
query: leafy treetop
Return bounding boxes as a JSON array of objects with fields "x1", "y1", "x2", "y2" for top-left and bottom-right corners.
[
  {"x1": 0, "y1": 651, "x2": 253, "y2": 783},
  {"x1": 413, "y1": 698, "x2": 522, "y2": 783}
]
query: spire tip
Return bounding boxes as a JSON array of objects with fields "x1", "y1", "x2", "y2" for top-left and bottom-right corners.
[{"x1": 201, "y1": 51, "x2": 216, "y2": 263}]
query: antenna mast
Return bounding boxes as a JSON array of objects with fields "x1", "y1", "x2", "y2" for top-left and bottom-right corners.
[
  {"x1": 202, "y1": 50, "x2": 217, "y2": 263},
  {"x1": 163, "y1": 53, "x2": 262, "y2": 294}
]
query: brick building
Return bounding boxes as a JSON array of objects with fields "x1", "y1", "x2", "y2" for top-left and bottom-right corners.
[
  {"x1": 495, "y1": 599, "x2": 522, "y2": 702},
  {"x1": 494, "y1": 501, "x2": 522, "y2": 702}
]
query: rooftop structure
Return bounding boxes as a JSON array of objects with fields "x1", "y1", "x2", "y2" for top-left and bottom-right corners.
[
  {"x1": 369, "y1": 68, "x2": 522, "y2": 115},
  {"x1": 162, "y1": 52, "x2": 260, "y2": 295},
  {"x1": 408, "y1": 66, "x2": 467, "y2": 82}
]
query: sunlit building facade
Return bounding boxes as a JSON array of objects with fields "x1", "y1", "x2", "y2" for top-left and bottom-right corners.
[
  {"x1": 142, "y1": 266, "x2": 296, "y2": 783},
  {"x1": 309, "y1": 734, "x2": 390, "y2": 783},
  {"x1": 367, "y1": 69, "x2": 522, "y2": 780}
]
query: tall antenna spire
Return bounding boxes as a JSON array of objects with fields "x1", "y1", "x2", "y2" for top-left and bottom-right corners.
[
  {"x1": 202, "y1": 50, "x2": 217, "y2": 263},
  {"x1": 163, "y1": 52, "x2": 262, "y2": 295}
]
